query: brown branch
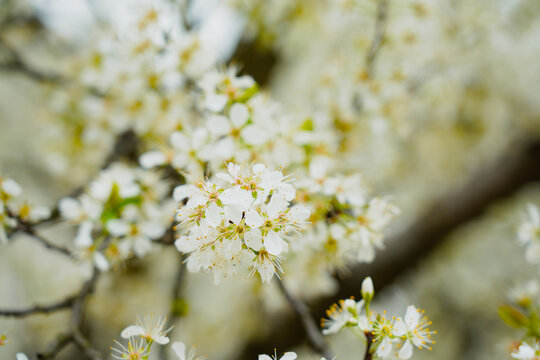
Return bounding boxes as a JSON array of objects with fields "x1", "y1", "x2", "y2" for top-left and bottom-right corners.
[
  {"x1": 366, "y1": 0, "x2": 389, "y2": 73},
  {"x1": 276, "y1": 278, "x2": 334, "y2": 360},
  {"x1": 69, "y1": 267, "x2": 103, "y2": 360},
  {"x1": 36, "y1": 332, "x2": 73, "y2": 360},
  {"x1": 238, "y1": 136, "x2": 540, "y2": 359},
  {"x1": 9, "y1": 212, "x2": 72, "y2": 257},
  {"x1": 0, "y1": 296, "x2": 75, "y2": 317},
  {"x1": 160, "y1": 253, "x2": 187, "y2": 360},
  {"x1": 363, "y1": 331, "x2": 373, "y2": 360}
]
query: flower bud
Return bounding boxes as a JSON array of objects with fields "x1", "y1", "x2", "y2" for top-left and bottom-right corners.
[{"x1": 361, "y1": 276, "x2": 374, "y2": 302}]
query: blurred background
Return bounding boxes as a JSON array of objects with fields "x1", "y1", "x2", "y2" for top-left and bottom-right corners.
[{"x1": 1, "y1": 0, "x2": 540, "y2": 359}]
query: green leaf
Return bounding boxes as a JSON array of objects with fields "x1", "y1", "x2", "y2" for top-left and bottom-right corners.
[{"x1": 499, "y1": 304, "x2": 528, "y2": 329}]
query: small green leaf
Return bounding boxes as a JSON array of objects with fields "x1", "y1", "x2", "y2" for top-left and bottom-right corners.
[{"x1": 499, "y1": 304, "x2": 528, "y2": 329}]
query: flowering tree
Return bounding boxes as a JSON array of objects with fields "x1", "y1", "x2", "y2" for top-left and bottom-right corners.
[{"x1": 1, "y1": 0, "x2": 540, "y2": 359}]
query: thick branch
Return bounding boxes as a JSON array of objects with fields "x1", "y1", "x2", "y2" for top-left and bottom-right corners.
[
  {"x1": 276, "y1": 278, "x2": 334, "y2": 360},
  {"x1": 0, "y1": 296, "x2": 75, "y2": 317}
]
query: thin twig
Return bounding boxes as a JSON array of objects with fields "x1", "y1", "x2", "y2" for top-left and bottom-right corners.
[
  {"x1": 366, "y1": 0, "x2": 389, "y2": 73},
  {"x1": 36, "y1": 332, "x2": 74, "y2": 360},
  {"x1": 160, "y1": 253, "x2": 187, "y2": 360},
  {"x1": 275, "y1": 278, "x2": 334, "y2": 360},
  {"x1": 11, "y1": 214, "x2": 72, "y2": 257},
  {"x1": 0, "y1": 296, "x2": 76, "y2": 318}
]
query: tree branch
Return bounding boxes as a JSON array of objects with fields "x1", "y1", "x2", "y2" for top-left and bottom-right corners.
[
  {"x1": 0, "y1": 296, "x2": 75, "y2": 317},
  {"x1": 160, "y1": 253, "x2": 186, "y2": 360},
  {"x1": 275, "y1": 278, "x2": 334, "y2": 360},
  {"x1": 366, "y1": 0, "x2": 389, "y2": 73},
  {"x1": 12, "y1": 216, "x2": 72, "y2": 257},
  {"x1": 36, "y1": 332, "x2": 73, "y2": 360}
]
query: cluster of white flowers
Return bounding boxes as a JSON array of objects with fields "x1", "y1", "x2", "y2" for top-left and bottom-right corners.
[
  {"x1": 322, "y1": 277, "x2": 436, "y2": 359},
  {"x1": 44, "y1": 0, "x2": 217, "y2": 179},
  {"x1": 297, "y1": 170, "x2": 400, "y2": 265},
  {"x1": 114, "y1": 314, "x2": 202, "y2": 360},
  {"x1": 59, "y1": 164, "x2": 175, "y2": 271},
  {"x1": 0, "y1": 176, "x2": 50, "y2": 244},
  {"x1": 174, "y1": 162, "x2": 309, "y2": 284}
]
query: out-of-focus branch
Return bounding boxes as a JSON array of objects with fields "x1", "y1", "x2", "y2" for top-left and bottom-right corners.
[
  {"x1": 69, "y1": 267, "x2": 103, "y2": 360},
  {"x1": 366, "y1": 0, "x2": 389, "y2": 73},
  {"x1": 238, "y1": 136, "x2": 540, "y2": 359},
  {"x1": 0, "y1": 296, "x2": 75, "y2": 317},
  {"x1": 10, "y1": 213, "x2": 72, "y2": 257},
  {"x1": 276, "y1": 278, "x2": 334, "y2": 360},
  {"x1": 0, "y1": 38, "x2": 65, "y2": 84},
  {"x1": 36, "y1": 332, "x2": 73, "y2": 360},
  {"x1": 160, "y1": 253, "x2": 186, "y2": 360}
]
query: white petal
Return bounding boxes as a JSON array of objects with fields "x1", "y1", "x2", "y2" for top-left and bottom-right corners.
[
  {"x1": 153, "y1": 334, "x2": 170, "y2": 345},
  {"x1": 404, "y1": 305, "x2": 420, "y2": 327},
  {"x1": 245, "y1": 209, "x2": 263, "y2": 228},
  {"x1": 225, "y1": 205, "x2": 243, "y2": 225},
  {"x1": 277, "y1": 183, "x2": 296, "y2": 202},
  {"x1": 59, "y1": 197, "x2": 82, "y2": 220},
  {"x1": 170, "y1": 132, "x2": 189, "y2": 151},
  {"x1": 376, "y1": 336, "x2": 392, "y2": 358},
  {"x1": 205, "y1": 203, "x2": 223, "y2": 226},
  {"x1": 259, "y1": 356, "x2": 273, "y2": 360},
  {"x1": 141, "y1": 222, "x2": 166, "y2": 239},
  {"x1": 94, "y1": 252, "x2": 110, "y2": 271},
  {"x1": 288, "y1": 206, "x2": 310, "y2": 222},
  {"x1": 244, "y1": 229, "x2": 263, "y2": 250},
  {"x1": 281, "y1": 352, "x2": 298, "y2": 360},
  {"x1": 265, "y1": 231, "x2": 283, "y2": 255},
  {"x1": 172, "y1": 341, "x2": 186, "y2": 360},
  {"x1": 399, "y1": 340, "x2": 413, "y2": 360},
  {"x1": 221, "y1": 188, "x2": 252, "y2": 211},
  {"x1": 16, "y1": 354, "x2": 29, "y2": 360},
  {"x1": 119, "y1": 183, "x2": 140, "y2": 198},
  {"x1": 3, "y1": 178, "x2": 22, "y2": 197},
  {"x1": 107, "y1": 219, "x2": 129, "y2": 237},
  {"x1": 139, "y1": 151, "x2": 167, "y2": 168},
  {"x1": 173, "y1": 185, "x2": 199, "y2": 202},
  {"x1": 207, "y1": 114, "x2": 231, "y2": 137},
  {"x1": 205, "y1": 93, "x2": 228, "y2": 112},
  {"x1": 75, "y1": 221, "x2": 93, "y2": 247},
  {"x1": 121, "y1": 325, "x2": 145, "y2": 339},
  {"x1": 392, "y1": 318, "x2": 407, "y2": 336},
  {"x1": 241, "y1": 125, "x2": 267, "y2": 145},
  {"x1": 230, "y1": 103, "x2": 249, "y2": 127}
]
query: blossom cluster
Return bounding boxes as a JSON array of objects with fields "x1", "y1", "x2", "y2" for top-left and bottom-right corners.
[
  {"x1": 59, "y1": 164, "x2": 175, "y2": 271},
  {"x1": 174, "y1": 163, "x2": 310, "y2": 283},
  {"x1": 322, "y1": 277, "x2": 436, "y2": 359},
  {"x1": 0, "y1": 176, "x2": 50, "y2": 244}
]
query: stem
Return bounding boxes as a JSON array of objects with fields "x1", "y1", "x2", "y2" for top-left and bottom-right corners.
[
  {"x1": 363, "y1": 331, "x2": 374, "y2": 360},
  {"x1": 275, "y1": 278, "x2": 335, "y2": 360}
]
